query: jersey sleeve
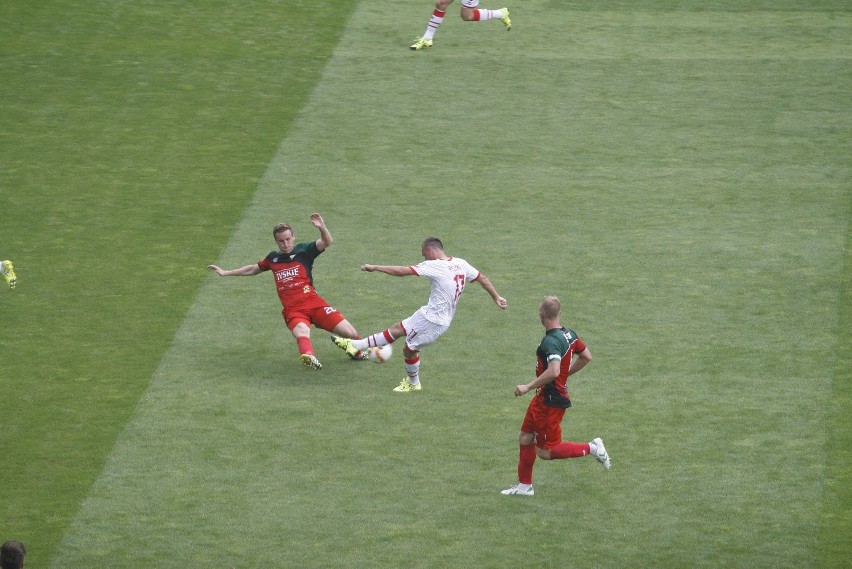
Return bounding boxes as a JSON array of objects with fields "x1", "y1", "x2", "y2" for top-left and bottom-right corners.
[
  {"x1": 464, "y1": 260, "x2": 480, "y2": 283},
  {"x1": 306, "y1": 241, "x2": 322, "y2": 258},
  {"x1": 411, "y1": 260, "x2": 436, "y2": 277},
  {"x1": 257, "y1": 255, "x2": 272, "y2": 271}
]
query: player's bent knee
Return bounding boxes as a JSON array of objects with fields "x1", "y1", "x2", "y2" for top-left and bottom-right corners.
[
  {"x1": 537, "y1": 448, "x2": 553, "y2": 460},
  {"x1": 459, "y1": 6, "x2": 477, "y2": 20},
  {"x1": 291, "y1": 322, "x2": 311, "y2": 336},
  {"x1": 402, "y1": 347, "x2": 419, "y2": 360}
]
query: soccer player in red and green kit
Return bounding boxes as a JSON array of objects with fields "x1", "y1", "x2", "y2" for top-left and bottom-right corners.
[
  {"x1": 208, "y1": 213, "x2": 366, "y2": 370},
  {"x1": 502, "y1": 295, "x2": 611, "y2": 496}
]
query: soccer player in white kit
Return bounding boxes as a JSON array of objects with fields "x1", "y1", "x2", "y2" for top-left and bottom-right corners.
[{"x1": 333, "y1": 237, "x2": 507, "y2": 392}]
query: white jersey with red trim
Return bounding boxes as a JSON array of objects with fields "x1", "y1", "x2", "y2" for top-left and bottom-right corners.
[{"x1": 409, "y1": 257, "x2": 480, "y2": 326}]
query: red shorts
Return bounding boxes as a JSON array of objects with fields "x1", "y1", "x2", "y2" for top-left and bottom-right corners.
[
  {"x1": 520, "y1": 396, "x2": 567, "y2": 450},
  {"x1": 281, "y1": 295, "x2": 346, "y2": 332}
]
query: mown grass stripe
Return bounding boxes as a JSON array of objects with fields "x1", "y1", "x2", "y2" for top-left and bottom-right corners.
[{"x1": 44, "y1": 2, "x2": 851, "y2": 567}]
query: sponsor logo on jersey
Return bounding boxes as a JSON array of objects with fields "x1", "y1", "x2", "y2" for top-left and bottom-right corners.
[{"x1": 275, "y1": 267, "x2": 301, "y2": 281}]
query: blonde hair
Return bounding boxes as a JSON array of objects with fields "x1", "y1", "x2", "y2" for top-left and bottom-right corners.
[{"x1": 540, "y1": 295, "x2": 561, "y2": 320}]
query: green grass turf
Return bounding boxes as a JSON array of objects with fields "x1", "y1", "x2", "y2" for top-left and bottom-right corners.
[
  {"x1": 2, "y1": 1, "x2": 850, "y2": 567},
  {"x1": 0, "y1": 0, "x2": 360, "y2": 567}
]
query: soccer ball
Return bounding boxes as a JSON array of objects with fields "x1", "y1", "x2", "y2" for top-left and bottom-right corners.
[{"x1": 367, "y1": 344, "x2": 393, "y2": 363}]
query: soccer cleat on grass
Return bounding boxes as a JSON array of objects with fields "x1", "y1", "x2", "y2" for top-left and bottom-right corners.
[
  {"x1": 1, "y1": 260, "x2": 16, "y2": 289},
  {"x1": 330, "y1": 334, "x2": 361, "y2": 359},
  {"x1": 393, "y1": 378, "x2": 422, "y2": 393},
  {"x1": 300, "y1": 354, "x2": 322, "y2": 370},
  {"x1": 592, "y1": 437, "x2": 611, "y2": 470},
  {"x1": 500, "y1": 8, "x2": 512, "y2": 31},
  {"x1": 501, "y1": 484, "x2": 534, "y2": 496},
  {"x1": 409, "y1": 37, "x2": 433, "y2": 51}
]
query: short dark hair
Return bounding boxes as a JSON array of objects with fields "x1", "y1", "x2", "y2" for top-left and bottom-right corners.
[
  {"x1": 1, "y1": 540, "x2": 26, "y2": 569},
  {"x1": 272, "y1": 223, "x2": 293, "y2": 237},
  {"x1": 422, "y1": 237, "x2": 444, "y2": 251}
]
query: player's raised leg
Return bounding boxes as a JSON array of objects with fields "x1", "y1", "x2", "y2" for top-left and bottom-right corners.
[
  {"x1": 460, "y1": 2, "x2": 511, "y2": 30},
  {"x1": 329, "y1": 319, "x2": 369, "y2": 361},
  {"x1": 332, "y1": 327, "x2": 395, "y2": 355},
  {"x1": 469, "y1": 7, "x2": 510, "y2": 29}
]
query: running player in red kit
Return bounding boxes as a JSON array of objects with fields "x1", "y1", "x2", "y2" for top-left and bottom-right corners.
[
  {"x1": 501, "y1": 295, "x2": 611, "y2": 496},
  {"x1": 208, "y1": 213, "x2": 366, "y2": 370}
]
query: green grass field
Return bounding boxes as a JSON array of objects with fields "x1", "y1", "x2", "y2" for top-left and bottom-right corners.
[{"x1": 1, "y1": 1, "x2": 849, "y2": 567}]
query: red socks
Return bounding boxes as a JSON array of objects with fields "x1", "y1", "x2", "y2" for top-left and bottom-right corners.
[
  {"x1": 296, "y1": 336, "x2": 313, "y2": 355},
  {"x1": 549, "y1": 442, "x2": 590, "y2": 459},
  {"x1": 517, "y1": 441, "x2": 591, "y2": 485},
  {"x1": 518, "y1": 444, "x2": 536, "y2": 484}
]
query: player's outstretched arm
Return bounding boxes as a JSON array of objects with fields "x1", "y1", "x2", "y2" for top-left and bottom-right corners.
[
  {"x1": 361, "y1": 264, "x2": 414, "y2": 276},
  {"x1": 477, "y1": 273, "x2": 508, "y2": 309},
  {"x1": 207, "y1": 264, "x2": 262, "y2": 277}
]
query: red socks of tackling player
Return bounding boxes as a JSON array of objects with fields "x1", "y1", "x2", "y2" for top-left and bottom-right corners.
[{"x1": 296, "y1": 336, "x2": 314, "y2": 355}]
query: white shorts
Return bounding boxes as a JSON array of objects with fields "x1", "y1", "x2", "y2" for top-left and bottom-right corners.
[
  {"x1": 401, "y1": 308, "x2": 449, "y2": 351},
  {"x1": 461, "y1": 0, "x2": 479, "y2": 7}
]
